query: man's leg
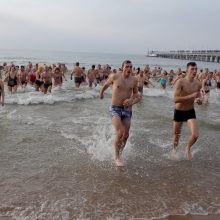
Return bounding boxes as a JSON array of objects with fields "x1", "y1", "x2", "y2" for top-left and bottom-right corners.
[
  {"x1": 120, "y1": 119, "x2": 131, "y2": 156},
  {"x1": 173, "y1": 121, "x2": 183, "y2": 152},
  {"x1": 185, "y1": 119, "x2": 199, "y2": 160},
  {"x1": 112, "y1": 116, "x2": 124, "y2": 166}
]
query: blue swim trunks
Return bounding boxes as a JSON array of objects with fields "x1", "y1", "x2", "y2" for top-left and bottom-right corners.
[{"x1": 109, "y1": 105, "x2": 132, "y2": 121}]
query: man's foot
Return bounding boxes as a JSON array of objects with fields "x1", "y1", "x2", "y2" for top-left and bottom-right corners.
[
  {"x1": 115, "y1": 157, "x2": 124, "y2": 167},
  {"x1": 185, "y1": 147, "x2": 192, "y2": 160}
]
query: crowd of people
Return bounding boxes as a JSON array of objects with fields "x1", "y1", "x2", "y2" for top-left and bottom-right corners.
[
  {"x1": 0, "y1": 60, "x2": 220, "y2": 166},
  {"x1": 0, "y1": 61, "x2": 220, "y2": 107}
]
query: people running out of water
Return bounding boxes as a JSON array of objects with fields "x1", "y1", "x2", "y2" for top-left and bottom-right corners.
[
  {"x1": 99, "y1": 60, "x2": 140, "y2": 167},
  {"x1": 173, "y1": 62, "x2": 202, "y2": 160}
]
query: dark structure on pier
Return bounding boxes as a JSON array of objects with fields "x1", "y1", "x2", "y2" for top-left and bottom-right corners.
[{"x1": 148, "y1": 50, "x2": 220, "y2": 63}]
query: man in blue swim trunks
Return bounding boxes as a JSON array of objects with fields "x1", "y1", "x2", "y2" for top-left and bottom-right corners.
[{"x1": 99, "y1": 60, "x2": 139, "y2": 166}]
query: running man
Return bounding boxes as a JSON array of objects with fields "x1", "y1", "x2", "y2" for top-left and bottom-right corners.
[
  {"x1": 71, "y1": 62, "x2": 83, "y2": 88},
  {"x1": 173, "y1": 62, "x2": 202, "y2": 160},
  {"x1": 136, "y1": 71, "x2": 147, "y2": 98},
  {"x1": 5, "y1": 65, "x2": 18, "y2": 93},
  {"x1": 87, "y1": 65, "x2": 97, "y2": 88},
  {"x1": 99, "y1": 60, "x2": 139, "y2": 166},
  {"x1": 0, "y1": 79, "x2": 5, "y2": 106}
]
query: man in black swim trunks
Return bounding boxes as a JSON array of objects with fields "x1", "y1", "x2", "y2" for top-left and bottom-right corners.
[
  {"x1": 173, "y1": 62, "x2": 202, "y2": 160},
  {"x1": 71, "y1": 62, "x2": 83, "y2": 88}
]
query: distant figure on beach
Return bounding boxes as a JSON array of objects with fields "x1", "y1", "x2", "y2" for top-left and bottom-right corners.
[
  {"x1": 0, "y1": 79, "x2": 5, "y2": 106},
  {"x1": 71, "y1": 62, "x2": 83, "y2": 88},
  {"x1": 201, "y1": 72, "x2": 212, "y2": 104},
  {"x1": 87, "y1": 65, "x2": 97, "y2": 88},
  {"x1": 173, "y1": 62, "x2": 202, "y2": 160},
  {"x1": 158, "y1": 71, "x2": 168, "y2": 90},
  {"x1": 18, "y1": 65, "x2": 28, "y2": 89},
  {"x1": 53, "y1": 67, "x2": 63, "y2": 89},
  {"x1": 99, "y1": 60, "x2": 139, "y2": 166},
  {"x1": 136, "y1": 71, "x2": 146, "y2": 98},
  {"x1": 171, "y1": 71, "x2": 186, "y2": 88},
  {"x1": 41, "y1": 66, "x2": 53, "y2": 94},
  {"x1": 5, "y1": 65, "x2": 18, "y2": 93}
]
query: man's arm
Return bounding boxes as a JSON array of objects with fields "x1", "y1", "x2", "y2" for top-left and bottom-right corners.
[
  {"x1": 99, "y1": 74, "x2": 114, "y2": 99},
  {"x1": 173, "y1": 80, "x2": 199, "y2": 103},
  {"x1": 70, "y1": 68, "x2": 75, "y2": 80}
]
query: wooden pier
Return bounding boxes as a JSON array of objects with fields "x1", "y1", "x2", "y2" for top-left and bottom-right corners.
[{"x1": 147, "y1": 50, "x2": 220, "y2": 63}]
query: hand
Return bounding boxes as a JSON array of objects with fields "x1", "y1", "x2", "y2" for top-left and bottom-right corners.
[
  {"x1": 123, "y1": 98, "x2": 132, "y2": 107},
  {"x1": 99, "y1": 93, "x2": 104, "y2": 99},
  {"x1": 195, "y1": 98, "x2": 202, "y2": 105},
  {"x1": 192, "y1": 92, "x2": 200, "y2": 99}
]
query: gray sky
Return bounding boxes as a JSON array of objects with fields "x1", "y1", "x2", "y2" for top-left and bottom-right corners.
[{"x1": 0, "y1": 0, "x2": 219, "y2": 54}]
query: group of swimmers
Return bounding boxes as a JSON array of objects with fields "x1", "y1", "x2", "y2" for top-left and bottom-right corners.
[
  {"x1": 0, "y1": 61, "x2": 220, "y2": 107},
  {"x1": 100, "y1": 60, "x2": 220, "y2": 166},
  {"x1": 0, "y1": 60, "x2": 220, "y2": 166}
]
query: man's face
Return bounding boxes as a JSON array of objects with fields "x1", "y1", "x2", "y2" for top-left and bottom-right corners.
[
  {"x1": 188, "y1": 65, "x2": 197, "y2": 78},
  {"x1": 123, "y1": 63, "x2": 133, "y2": 76}
]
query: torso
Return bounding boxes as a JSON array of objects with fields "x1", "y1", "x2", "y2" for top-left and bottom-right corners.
[
  {"x1": 73, "y1": 67, "x2": 83, "y2": 77},
  {"x1": 175, "y1": 78, "x2": 201, "y2": 110},
  {"x1": 111, "y1": 73, "x2": 137, "y2": 106}
]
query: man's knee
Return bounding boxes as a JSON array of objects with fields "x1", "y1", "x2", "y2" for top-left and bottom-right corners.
[
  {"x1": 122, "y1": 132, "x2": 129, "y2": 141},
  {"x1": 116, "y1": 129, "x2": 124, "y2": 139}
]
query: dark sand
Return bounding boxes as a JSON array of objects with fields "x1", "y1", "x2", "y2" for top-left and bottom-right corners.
[{"x1": 159, "y1": 214, "x2": 220, "y2": 220}]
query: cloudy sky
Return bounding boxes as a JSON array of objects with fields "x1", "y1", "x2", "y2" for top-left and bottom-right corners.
[{"x1": 0, "y1": 0, "x2": 219, "y2": 54}]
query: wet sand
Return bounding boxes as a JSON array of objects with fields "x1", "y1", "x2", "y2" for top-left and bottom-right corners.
[
  {"x1": 1, "y1": 214, "x2": 220, "y2": 220},
  {"x1": 160, "y1": 214, "x2": 220, "y2": 220}
]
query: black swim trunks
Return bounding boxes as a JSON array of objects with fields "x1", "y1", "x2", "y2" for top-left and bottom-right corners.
[
  {"x1": 43, "y1": 82, "x2": 52, "y2": 89},
  {"x1": 138, "y1": 86, "x2": 143, "y2": 93},
  {"x1": 173, "y1": 108, "x2": 196, "y2": 122},
  {"x1": 74, "y1": 76, "x2": 82, "y2": 84},
  {"x1": 35, "y1": 80, "x2": 43, "y2": 86}
]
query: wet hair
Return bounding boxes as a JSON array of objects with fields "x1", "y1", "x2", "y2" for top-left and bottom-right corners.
[
  {"x1": 187, "y1": 62, "x2": 197, "y2": 69},
  {"x1": 55, "y1": 67, "x2": 60, "y2": 71},
  {"x1": 20, "y1": 65, "x2": 25, "y2": 69},
  {"x1": 75, "y1": 62, "x2": 79, "y2": 66},
  {"x1": 92, "y1": 65, "x2": 95, "y2": 69},
  {"x1": 82, "y1": 67, "x2": 85, "y2": 70}
]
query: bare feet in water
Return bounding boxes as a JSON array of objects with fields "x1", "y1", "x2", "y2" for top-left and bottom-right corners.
[
  {"x1": 185, "y1": 147, "x2": 192, "y2": 160},
  {"x1": 115, "y1": 157, "x2": 124, "y2": 167}
]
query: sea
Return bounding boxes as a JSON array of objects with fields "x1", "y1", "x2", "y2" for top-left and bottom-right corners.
[{"x1": 0, "y1": 49, "x2": 220, "y2": 220}]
